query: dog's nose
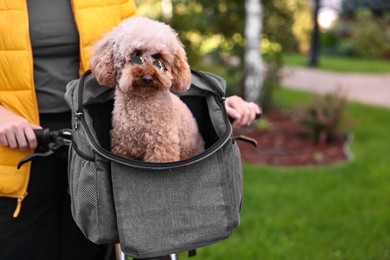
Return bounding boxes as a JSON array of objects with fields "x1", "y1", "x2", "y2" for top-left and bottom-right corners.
[{"x1": 142, "y1": 75, "x2": 153, "y2": 85}]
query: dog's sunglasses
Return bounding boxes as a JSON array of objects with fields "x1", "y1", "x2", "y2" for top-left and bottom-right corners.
[{"x1": 130, "y1": 55, "x2": 166, "y2": 72}]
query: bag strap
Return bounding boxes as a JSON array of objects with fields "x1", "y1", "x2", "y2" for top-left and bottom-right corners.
[
  {"x1": 73, "y1": 70, "x2": 92, "y2": 130},
  {"x1": 76, "y1": 70, "x2": 92, "y2": 114}
]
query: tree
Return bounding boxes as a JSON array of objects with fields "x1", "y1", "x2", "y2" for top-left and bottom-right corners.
[{"x1": 244, "y1": 0, "x2": 263, "y2": 102}]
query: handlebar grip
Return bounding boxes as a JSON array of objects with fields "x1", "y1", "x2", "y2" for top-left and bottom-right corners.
[{"x1": 33, "y1": 128, "x2": 52, "y2": 147}]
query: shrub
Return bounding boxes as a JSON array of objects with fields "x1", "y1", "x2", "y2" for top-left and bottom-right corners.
[{"x1": 297, "y1": 88, "x2": 351, "y2": 144}]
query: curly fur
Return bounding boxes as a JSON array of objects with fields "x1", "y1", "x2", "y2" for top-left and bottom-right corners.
[{"x1": 89, "y1": 17, "x2": 205, "y2": 162}]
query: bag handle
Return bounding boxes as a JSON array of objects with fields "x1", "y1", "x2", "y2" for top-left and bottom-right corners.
[
  {"x1": 78, "y1": 69, "x2": 221, "y2": 112},
  {"x1": 190, "y1": 69, "x2": 225, "y2": 98}
]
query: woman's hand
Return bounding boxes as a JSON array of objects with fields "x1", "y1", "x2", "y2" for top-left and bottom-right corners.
[
  {"x1": 0, "y1": 105, "x2": 41, "y2": 151},
  {"x1": 225, "y1": 95, "x2": 261, "y2": 129}
]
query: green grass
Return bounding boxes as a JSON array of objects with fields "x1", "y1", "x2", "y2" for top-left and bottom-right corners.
[
  {"x1": 283, "y1": 53, "x2": 390, "y2": 74},
  {"x1": 178, "y1": 88, "x2": 390, "y2": 260}
]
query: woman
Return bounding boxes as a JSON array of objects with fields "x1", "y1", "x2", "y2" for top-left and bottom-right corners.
[
  {"x1": 0, "y1": 1, "x2": 137, "y2": 259},
  {"x1": 0, "y1": 1, "x2": 260, "y2": 259}
]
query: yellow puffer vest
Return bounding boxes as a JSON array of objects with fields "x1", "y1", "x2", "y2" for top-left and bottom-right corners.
[{"x1": 0, "y1": 0, "x2": 137, "y2": 217}]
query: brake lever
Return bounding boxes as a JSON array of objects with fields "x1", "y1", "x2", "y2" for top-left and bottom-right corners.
[
  {"x1": 17, "y1": 135, "x2": 70, "y2": 169},
  {"x1": 17, "y1": 150, "x2": 55, "y2": 169}
]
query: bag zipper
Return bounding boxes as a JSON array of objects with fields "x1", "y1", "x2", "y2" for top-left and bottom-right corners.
[
  {"x1": 78, "y1": 102, "x2": 232, "y2": 170},
  {"x1": 75, "y1": 70, "x2": 233, "y2": 170}
]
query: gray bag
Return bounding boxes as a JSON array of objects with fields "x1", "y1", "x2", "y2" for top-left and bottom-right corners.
[{"x1": 65, "y1": 70, "x2": 244, "y2": 258}]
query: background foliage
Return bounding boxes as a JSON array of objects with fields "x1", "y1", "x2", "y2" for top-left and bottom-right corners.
[
  {"x1": 322, "y1": 8, "x2": 390, "y2": 59},
  {"x1": 135, "y1": 0, "x2": 303, "y2": 99},
  {"x1": 135, "y1": 0, "x2": 390, "y2": 91}
]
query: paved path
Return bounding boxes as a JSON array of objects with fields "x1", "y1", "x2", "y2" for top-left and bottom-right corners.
[{"x1": 281, "y1": 66, "x2": 390, "y2": 108}]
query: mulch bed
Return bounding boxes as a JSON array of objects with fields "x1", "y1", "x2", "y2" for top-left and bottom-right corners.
[{"x1": 234, "y1": 109, "x2": 350, "y2": 166}]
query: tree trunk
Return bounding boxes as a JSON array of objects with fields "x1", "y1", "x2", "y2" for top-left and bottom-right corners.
[
  {"x1": 161, "y1": 0, "x2": 173, "y2": 20},
  {"x1": 307, "y1": 0, "x2": 320, "y2": 67},
  {"x1": 244, "y1": 0, "x2": 263, "y2": 103}
]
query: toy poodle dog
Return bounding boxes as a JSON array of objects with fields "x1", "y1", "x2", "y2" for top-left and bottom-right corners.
[{"x1": 89, "y1": 16, "x2": 205, "y2": 163}]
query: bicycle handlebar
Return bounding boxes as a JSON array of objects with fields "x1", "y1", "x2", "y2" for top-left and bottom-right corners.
[
  {"x1": 17, "y1": 128, "x2": 72, "y2": 169},
  {"x1": 21, "y1": 111, "x2": 260, "y2": 168},
  {"x1": 33, "y1": 128, "x2": 72, "y2": 149}
]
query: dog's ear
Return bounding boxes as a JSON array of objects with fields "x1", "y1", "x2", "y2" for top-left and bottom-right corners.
[
  {"x1": 89, "y1": 38, "x2": 116, "y2": 88},
  {"x1": 170, "y1": 47, "x2": 192, "y2": 93}
]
